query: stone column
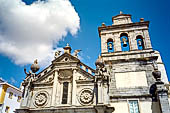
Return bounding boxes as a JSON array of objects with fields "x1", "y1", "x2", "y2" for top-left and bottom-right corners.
[
  {"x1": 129, "y1": 32, "x2": 138, "y2": 50},
  {"x1": 56, "y1": 81, "x2": 61, "y2": 104},
  {"x1": 51, "y1": 70, "x2": 59, "y2": 106},
  {"x1": 114, "y1": 33, "x2": 121, "y2": 52},
  {"x1": 67, "y1": 82, "x2": 72, "y2": 105},
  {"x1": 143, "y1": 30, "x2": 152, "y2": 49},
  {"x1": 101, "y1": 35, "x2": 107, "y2": 53},
  {"x1": 59, "y1": 83, "x2": 63, "y2": 104},
  {"x1": 72, "y1": 69, "x2": 77, "y2": 105}
]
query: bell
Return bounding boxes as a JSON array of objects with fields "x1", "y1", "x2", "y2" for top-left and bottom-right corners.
[
  {"x1": 122, "y1": 38, "x2": 127, "y2": 47},
  {"x1": 138, "y1": 40, "x2": 142, "y2": 46},
  {"x1": 108, "y1": 43, "x2": 112, "y2": 49},
  {"x1": 123, "y1": 41, "x2": 127, "y2": 47}
]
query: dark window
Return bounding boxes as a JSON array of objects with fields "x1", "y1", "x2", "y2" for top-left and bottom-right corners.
[
  {"x1": 120, "y1": 33, "x2": 130, "y2": 51},
  {"x1": 107, "y1": 39, "x2": 114, "y2": 52},
  {"x1": 62, "y1": 82, "x2": 69, "y2": 104},
  {"x1": 136, "y1": 35, "x2": 144, "y2": 50}
]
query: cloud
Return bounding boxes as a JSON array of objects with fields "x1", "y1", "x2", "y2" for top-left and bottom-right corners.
[{"x1": 0, "y1": 0, "x2": 80, "y2": 66}]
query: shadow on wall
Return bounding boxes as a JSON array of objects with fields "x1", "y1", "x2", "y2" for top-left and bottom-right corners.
[{"x1": 151, "y1": 102, "x2": 161, "y2": 113}]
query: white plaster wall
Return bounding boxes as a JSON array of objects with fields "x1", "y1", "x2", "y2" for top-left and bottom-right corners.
[
  {"x1": 111, "y1": 101, "x2": 155, "y2": 113},
  {"x1": 154, "y1": 51, "x2": 169, "y2": 84},
  {"x1": 2, "y1": 87, "x2": 22, "y2": 113},
  {"x1": 110, "y1": 102, "x2": 129, "y2": 113},
  {"x1": 0, "y1": 85, "x2": 2, "y2": 96},
  {"x1": 115, "y1": 71, "x2": 148, "y2": 88},
  {"x1": 140, "y1": 101, "x2": 152, "y2": 113}
]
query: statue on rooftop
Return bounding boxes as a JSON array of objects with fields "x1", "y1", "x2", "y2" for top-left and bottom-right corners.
[
  {"x1": 54, "y1": 50, "x2": 61, "y2": 59},
  {"x1": 74, "y1": 49, "x2": 81, "y2": 58}
]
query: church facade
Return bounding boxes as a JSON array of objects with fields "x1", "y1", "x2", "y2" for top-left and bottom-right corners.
[{"x1": 16, "y1": 13, "x2": 170, "y2": 113}]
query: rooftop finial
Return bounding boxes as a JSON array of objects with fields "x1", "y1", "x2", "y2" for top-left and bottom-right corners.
[
  {"x1": 102, "y1": 22, "x2": 106, "y2": 27},
  {"x1": 63, "y1": 43, "x2": 72, "y2": 54},
  {"x1": 120, "y1": 11, "x2": 123, "y2": 14},
  {"x1": 66, "y1": 43, "x2": 69, "y2": 47}
]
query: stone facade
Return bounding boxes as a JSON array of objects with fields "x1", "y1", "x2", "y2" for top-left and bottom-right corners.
[{"x1": 16, "y1": 13, "x2": 170, "y2": 113}]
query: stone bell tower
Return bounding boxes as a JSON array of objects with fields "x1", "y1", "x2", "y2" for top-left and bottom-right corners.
[{"x1": 98, "y1": 12, "x2": 169, "y2": 113}]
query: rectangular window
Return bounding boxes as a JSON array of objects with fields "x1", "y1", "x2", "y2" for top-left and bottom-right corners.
[
  {"x1": 61, "y1": 82, "x2": 69, "y2": 104},
  {"x1": 5, "y1": 106, "x2": 10, "y2": 113},
  {"x1": 128, "y1": 100, "x2": 140, "y2": 113},
  {"x1": 17, "y1": 96, "x2": 21, "y2": 102},
  {"x1": 8, "y1": 92, "x2": 13, "y2": 99}
]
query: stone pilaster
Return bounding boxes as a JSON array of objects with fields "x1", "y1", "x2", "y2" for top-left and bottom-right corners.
[
  {"x1": 129, "y1": 32, "x2": 138, "y2": 50},
  {"x1": 114, "y1": 33, "x2": 121, "y2": 52},
  {"x1": 97, "y1": 81, "x2": 103, "y2": 104},
  {"x1": 67, "y1": 82, "x2": 72, "y2": 105},
  {"x1": 101, "y1": 35, "x2": 107, "y2": 53},
  {"x1": 51, "y1": 70, "x2": 59, "y2": 106},
  {"x1": 143, "y1": 30, "x2": 152, "y2": 49},
  {"x1": 72, "y1": 69, "x2": 77, "y2": 105}
]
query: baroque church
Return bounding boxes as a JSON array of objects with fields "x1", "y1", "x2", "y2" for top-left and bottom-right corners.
[{"x1": 16, "y1": 13, "x2": 170, "y2": 113}]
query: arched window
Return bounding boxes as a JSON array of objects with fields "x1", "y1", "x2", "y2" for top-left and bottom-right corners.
[
  {"x1": 120, "y1": 33, "x2": 130, "y2": 51},
  {"x1": 62, "y1": 82, "x2": 69, "y2": 104},
  {"x1": 136, "y1": 35, "x2": 144, "y2": 50},
  {"x1": 107, "y1": 39, "x2": 114, "y2": 52}
]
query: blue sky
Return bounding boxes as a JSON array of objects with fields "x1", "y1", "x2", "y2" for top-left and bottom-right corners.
[{"x1": 0, "y1": 0, "x2": 170, "y2": 87}]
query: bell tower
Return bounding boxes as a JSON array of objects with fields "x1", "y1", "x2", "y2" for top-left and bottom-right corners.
[
  {"x1": 99, "y1": 13, "x2": 152, "y2": 54},
  {"x1": 98, "y1": 12, "x2": 169, "y2": 113}
]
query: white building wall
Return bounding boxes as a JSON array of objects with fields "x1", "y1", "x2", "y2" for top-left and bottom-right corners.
[
  {"x1": 0, "y1": 85, "x2": 2, "y2": 95},
  {"x1": 110, "y1": 101, "x2": 155, "y2": 113},
  {"x1": 2, "y1": 87, "x2": 22, "y2": 113}
]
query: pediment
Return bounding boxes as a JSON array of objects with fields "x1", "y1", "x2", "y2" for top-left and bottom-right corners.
[
  {"x1": 52, "y1": 53, "x2": 80, "y2": 64},
  {"x1": 34, "y1": 66, "x2": 55, "y2": 84},
  {"x1": 76, "y1": 68, "x2": 94, "y2": 81}
]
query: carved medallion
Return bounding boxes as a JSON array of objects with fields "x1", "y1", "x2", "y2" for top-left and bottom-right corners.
[
  {"x1": 78, "y1": 88, "x2": 93, "y2": 105},
  {"x1": 34, "y1": 91, "x2": 48, "y2": 107},
  {"x1": 58, "y1": 70, "x2": 72, "y2": 80}
]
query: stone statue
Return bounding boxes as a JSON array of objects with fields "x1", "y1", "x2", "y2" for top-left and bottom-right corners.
[
  {"x1": 55, "y1": 50, "x2": 61, "y2": 58},
  {"x1": 24, "y1": 59, "x2": 40, "y2": 90},
  {"x1": 95, "y1": 56, "x2": 109, "y2": 82},
  {"x1": 74, "y1": 49, "x2": 81, "y2": 57}
]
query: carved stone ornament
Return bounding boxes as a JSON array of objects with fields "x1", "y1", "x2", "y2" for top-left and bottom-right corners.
[
  {"x1": 40, "y1": 74, "x2": 54, "y2": 83},
  {"x1": 78, "y1": 88, "x2": 93, "y2": 105},
  {"x1": 58, "y1": 70, "x2": 72, "y2": 80},
  {"x1": 34, "y1": 91, "x2": 49, "y2": 107},
  {"x1": 61, "y1": 57, "x2": 70, "y2": 62}
]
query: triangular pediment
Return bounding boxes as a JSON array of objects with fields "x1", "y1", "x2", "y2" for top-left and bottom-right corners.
[
  {"x1": 34, "y1": 65, "x2": 54, "y2": 84},
  {"x1": 52, "y1": 52, "x2": 80, "y2": 64},
  {"x1": 33, "y1": 53, "x2": 95, "y2": 84}
]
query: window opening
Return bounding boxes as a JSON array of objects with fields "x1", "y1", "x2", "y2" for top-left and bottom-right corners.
[
  {"x1": 120, "y1": 33, "x2": 130, "y2": 51},
  {"x1": 17, "y1": 96, "x2": 21, "y2": 102},
  {"x1": 8, "y1": 92, "x2": 13, "y2": 99},
  {"x1": 136, "y1": 35, "x2": 144, "y2": 50},
  {"x1": 128, "y1": 100, "x2": 140, "y2": 113},
  {"x1": 62, "y1": 82, "x2": 69, "y2": 104},
  {"x1": 5, "y1": 106, "x2": 10, "y2": 113},
  {"x1": 107, "y1": 39, "x2": 114, "y2": 52}
]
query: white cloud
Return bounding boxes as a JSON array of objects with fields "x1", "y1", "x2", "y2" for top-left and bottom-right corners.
[{"x1": 0, "y1": 0, "x2": 80, "y2": 66}]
